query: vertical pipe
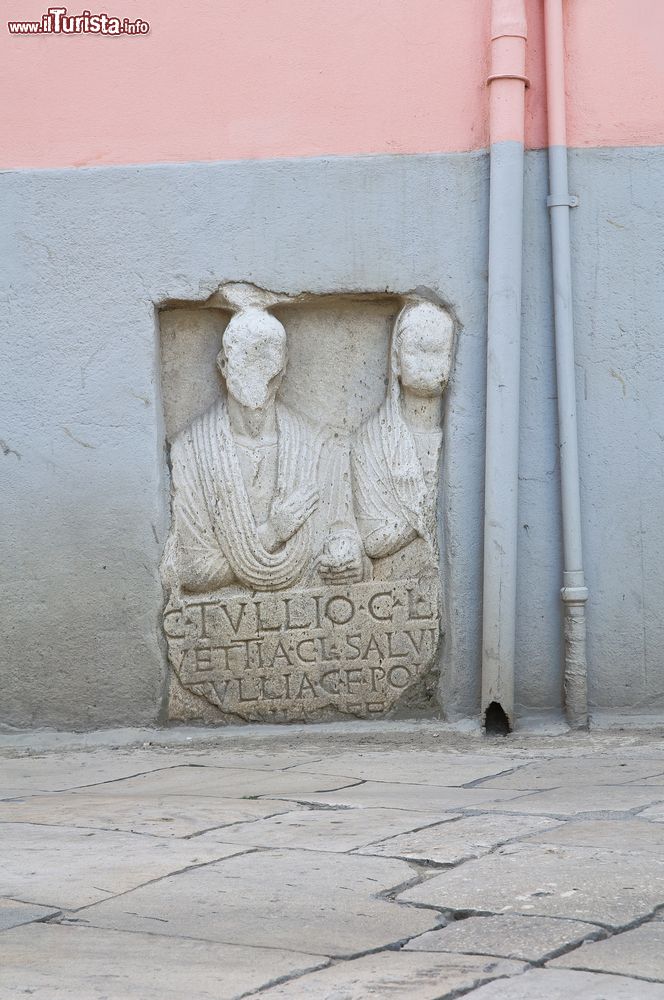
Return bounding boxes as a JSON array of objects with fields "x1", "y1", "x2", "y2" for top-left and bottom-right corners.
[
  {"x1": 481, "y1": 0, "x2": 528, "y2": 731},
  {"x1": 544, "y1": 0, "x2": 589, "y2": 728}
]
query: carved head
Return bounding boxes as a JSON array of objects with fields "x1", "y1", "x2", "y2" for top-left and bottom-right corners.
[
  {"x1": 393, "y1": 301, "x2": 455, "y2": 398},
  {"x1": 217, "y1": 308, "x2": 287, "y2": 410}
]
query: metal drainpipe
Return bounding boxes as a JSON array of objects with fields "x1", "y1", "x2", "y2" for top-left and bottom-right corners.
[
  {"x1": 544, "y1": 0, "x2": 589, "y2": 729},
  {"x1": 481, "y1": 0, "x2": 528, "y2": 732}
]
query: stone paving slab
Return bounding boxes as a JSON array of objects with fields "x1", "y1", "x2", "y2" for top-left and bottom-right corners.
[
  {"x1": 165, "y1": 749, "x2": 326, "y2": 771},
  {"x1": 274, "y1": 780, "x2": 529, "y2": 812},
  {"x1": 198, "y1": 806, "x2": 454, "y2": 852},
  {"x1": 0, "y1": 751, "x2": 193, "y2": 797},
  {"x1": 0, "y1": 749, "x2": 317, "y2": 797},
  {"x1": 470, "y1": 784, "x2": 664, "y2": 816},
  {"x1": 0, "y1": 822, "x2": 249, "y2": 909},
  {"x1": 477, "y1": 758, "x2": 664, "y2": 789},
  {"x1": 76, "y1": 764, "x2": 360, "y2": 799},
  {"x1": 639, "y1": 802, "x2": 664, "y2": 821},
  {"x1": 0, "y1": 923, "x2": 327, "y2": 1000},
  {"x1": 462, "y1": 967, "x2": 664, "y2": 998},
  {"x1": 257, "y1": 952, "x2": 526, "y2": 999},
  {"x1": 405, "y1": 914, "x2": 601, "y2": 962},
  {"x1": 464, "y1": 969, "x2": 664, "y2": 1000},
  {"x1": 549, "y1": 921, "x2": 664, "y2": 981},
  {"x1": 78, "y1": 849, "x2": 440, "y2": 956},
  {"x1": 525, "y1": 818, "x2": 664, "y2": 855},
  {"x1": 5, "y1": 731, "x2": 664, "y2": 998},
  {"x1": 399, "y1": 843, "x2": 664, "y2": 928},
  {"x1": 356, "y1": 813, "x2": 562, "y2": 864},
  {"x1": 0, "y1": 899, "x2": 60, "y2": 932},
  {"x1": 0, "y1": 792, "x2": 304, "y2": 837},
  {"x1": 290, "y1": 751, "x2": 525, "y2": 786}
]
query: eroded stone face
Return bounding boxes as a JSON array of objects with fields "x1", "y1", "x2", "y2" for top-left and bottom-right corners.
[
  {"x1": 160, "y1": 284, "x2": 455, "y2": 722},
  {"x1": 165, "y1": 580, "x2": 439, "y2": 722}
]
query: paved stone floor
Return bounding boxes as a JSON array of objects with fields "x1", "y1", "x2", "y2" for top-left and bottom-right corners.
[{"x1": 3, "y1": 721, "x2": 664, "y2": 998}]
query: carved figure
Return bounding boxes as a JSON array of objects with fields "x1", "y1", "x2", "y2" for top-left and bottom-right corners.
[
  {"x1": 161, "y1": 291, "x2": 448, "y2": 723},
  {"x1": 351, "y1": 300, "x2": 455, "y2": 568},
  {"x1": 163, "y1": 308, "x2": 322, "y2": 593}
]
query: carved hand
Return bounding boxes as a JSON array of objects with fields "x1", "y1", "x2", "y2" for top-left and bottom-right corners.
[
  {"x1": 317, "y1": 530, "x2": 364, "y2": 584},
  {"x1": 269, "y1": 485, "x2": 320, "y2": 544}
]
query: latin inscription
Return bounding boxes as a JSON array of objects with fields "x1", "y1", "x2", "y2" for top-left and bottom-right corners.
[{"x1": 164, "y1": 580, "x2": 440, "y2": 721}]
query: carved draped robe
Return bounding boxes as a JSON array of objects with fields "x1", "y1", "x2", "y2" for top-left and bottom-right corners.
[
  {"x1": 164, "y1": 398, "x2": 321, "y2": 593},
  {"x1": 351, "y1": 395, "x2": 441, "y2": 565}
]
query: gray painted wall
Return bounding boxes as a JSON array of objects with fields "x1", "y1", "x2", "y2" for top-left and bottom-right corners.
[{"x1": 1, "y1": 147, "x2": 663, "y2": 728}]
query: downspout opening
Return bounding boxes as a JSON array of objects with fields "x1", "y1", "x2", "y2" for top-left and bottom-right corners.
[{"x1": 484, "y1": 701, "x2": 512, "y2": 736}]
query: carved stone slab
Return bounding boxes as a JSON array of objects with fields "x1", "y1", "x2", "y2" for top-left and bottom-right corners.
[
  {"x1": 165, "y1": 580, "x2": 439, "y2": 722},
  {"x1": 160, "y1": 284, "x2": 456, "y2": 723}
]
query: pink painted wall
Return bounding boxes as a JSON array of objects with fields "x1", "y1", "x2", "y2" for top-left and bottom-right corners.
[{"x1": 1, "y1": 0, "x2": 663, "y2": 169}]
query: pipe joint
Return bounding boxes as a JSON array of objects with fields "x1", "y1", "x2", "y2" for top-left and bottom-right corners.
[
  {"x1": 561, "y1": 585, "x2": 589, "y2": 606},
  {"x1": 491, "y1": 0, "x2": 527, "y2": 41}
]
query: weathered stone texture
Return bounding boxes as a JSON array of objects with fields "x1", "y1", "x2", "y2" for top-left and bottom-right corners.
[
  {"x1": 357, "y1": 813, "x2": 562, "y2": 864},
  {"x1": 166, "y1": 579, "x2": 441, "y2": 722},
  {"x1": 399, "y1": 843, "x2": 664, "y2": 927},
  {"x1": 549, "y1": 922, "x2": 664, "y2": 982},
  {"x1": 462, "y1": 968, "x2": 664, "y2": 998},
  {"x1": 257, "y1": 952, "x2": 526, "y2": 999},
  {"x1": 289, "y1": 750, "x2": 524, "y2": 785},
  {"x1": 161, "y1": 289, "x2": 455, "y2": 724},
  {"x1": 0, "y1": 924, "x2": 327, "y2": 1000},
  {"x1": 406, "y1": 914, "x2": 600, "y2": 962},
  {"x1": 0, "y1": 791, "x2": 305, "y2": 838},
  {"x1": 198, "y1": 805, "x2": 450, "y2": 853},
  {"x1": 0, "y1": 823, "x2": 248, "y2": 909},
  {"x1": 0, "y1": 900, "x2": 59, "y2": 932},
  {"x1": 525, "y1": 818, "x2": 664, "y2": 855},
  {"x1": 78, "y1": 850, "x2": 440, "y2": 956},
  {"x1": 67, "y1": 763, "x2": 358, "y2": 799}
]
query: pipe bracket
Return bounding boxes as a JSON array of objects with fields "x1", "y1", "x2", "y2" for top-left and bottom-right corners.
[
  {"x1": 490, "y1": 32, "x2": 528, "y2": 42},
  {"x1": 487, "y1": 73, "x2": 531, "y2": 87},
  {"x1": 547, "y1": 194, "x2": 579, "y2": 208}
]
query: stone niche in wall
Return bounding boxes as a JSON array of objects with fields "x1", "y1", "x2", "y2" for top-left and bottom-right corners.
[{"x1": 159, "y1": 283, "x2": 456, "y2": 723}]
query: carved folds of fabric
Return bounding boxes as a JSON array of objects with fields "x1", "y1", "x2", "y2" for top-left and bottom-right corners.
[
  {"x1": 172, "y1": 399, "x2": 320, "y2": 591},
  {"x1": 351, "y1": 395, "x2": 436, "y2": 559}
]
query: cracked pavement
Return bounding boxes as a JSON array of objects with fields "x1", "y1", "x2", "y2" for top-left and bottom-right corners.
[{"x1": 3, "y1": 723, "x2": 664, "y2": 998}]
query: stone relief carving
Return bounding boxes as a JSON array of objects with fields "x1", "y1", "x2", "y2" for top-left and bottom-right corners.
[
  {"x1": 351, "y1": 300, "x2": 455, "y2": 582},
  {"x1": 160, "y1": 286, "x2": 456, "y2": 722}
]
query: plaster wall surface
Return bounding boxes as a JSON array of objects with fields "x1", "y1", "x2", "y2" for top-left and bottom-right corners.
[
  {"x1": 567, "y1": 148, "x2": 664, "y2": 714},
  {"x1": 2, "y1": 0, "x2": 663, "y2": 169},
  {"x1": 1, "y1": 152, "x2": 487, "y2": 727},
  {"x1": 3, "y1": 147, "x2": 664, "y2": 727}
]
